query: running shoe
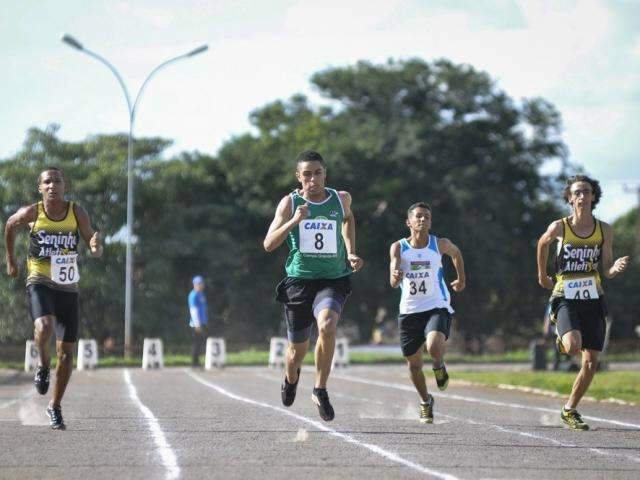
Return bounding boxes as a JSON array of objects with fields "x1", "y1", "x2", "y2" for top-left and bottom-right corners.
[
  {"x1": 433, "y1": 364, "x2": 449, "y2": 391},
  {"x1": 46, "y1": 404, "x2": 66, "y2": 430},
  {"x1": 34, "y1": 365, "x2": 50, "y2": 395},
  {"x1": 560, "y1": 407, "x2": 589, "y2": 430},
  {"x1": 281, "y1": 368, "x2": 300, "y2": 407},
  {"x1": 311, "y1": 388, "x2": 335, "y2": 421},
  {"x1": 420, "y1": 395, "x2": 434, "y2": 424},
  {"x1": 556, "y1": 335, "x2": 567, "y2": 355}
]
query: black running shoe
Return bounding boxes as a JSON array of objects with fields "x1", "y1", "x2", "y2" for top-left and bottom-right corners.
[
  {"x1": 46, "y1": 404, "x2": 66, "y2": 430},
  {"x1": 281, "y1": 368, "x2": 300, "y2": 407},
  {"x1": 34, "y1": 366, "x2": 50, "y2": 395},
  {"x1": 433, "y1": 364, "x2": 449, "y2": 391},
  {"x1": 311, "y1": 388, "x2": 335, "y2": 421}
]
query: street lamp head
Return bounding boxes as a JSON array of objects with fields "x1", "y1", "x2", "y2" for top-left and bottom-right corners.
[
  {"x1": 61, "y1": 34, "x2": 84, "y2": 51},
  {"x1": 187, "y1": 44, "x2": 208, "y2": 57}
]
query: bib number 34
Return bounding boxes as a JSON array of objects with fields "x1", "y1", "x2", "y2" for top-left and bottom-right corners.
[{"x1": 51, "y1": 254, "x2": 80, "y2": 285}]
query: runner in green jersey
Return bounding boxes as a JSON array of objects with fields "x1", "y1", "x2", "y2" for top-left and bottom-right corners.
[{"x1": 264, "y1": 150, "x2": 363, "y2": 421}]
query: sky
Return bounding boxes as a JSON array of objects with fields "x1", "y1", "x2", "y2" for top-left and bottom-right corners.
[{"x1": 2, "y1": 0, "x2": 639, "y2": 222}]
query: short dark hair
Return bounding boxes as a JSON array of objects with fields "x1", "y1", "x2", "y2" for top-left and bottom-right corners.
[
  {"x1": 563, "y1": 175, "x2": 601, "y2": 211},
  {"x1": 38, "y1": 167, "x2": 64, "y2": 185},
  {"x1": 296, "y1": 150, "x2": 325, "y2": 166},
  {"x1": 407, "y1": 202, "x2": 432, "y2": 217}
]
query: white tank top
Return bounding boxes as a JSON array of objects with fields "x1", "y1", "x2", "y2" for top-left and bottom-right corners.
[{"x1": 398, "y1": 235, "x2": 453, "y2": 315}]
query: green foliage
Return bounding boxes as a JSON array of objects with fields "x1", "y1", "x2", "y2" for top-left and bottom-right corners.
[
  {"x1": 2, "y1": 58, "x2": 587, "y2": 350},
  {"x1": 606, "y1": 207, "x2": 640, "y2": 340}
]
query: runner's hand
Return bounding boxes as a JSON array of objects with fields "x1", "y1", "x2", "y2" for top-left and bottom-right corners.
[
  {"x1": 6, "y1": 258, "x2": 18, "y2": 277},
  {"x1": 292, "y1": 204, "x2": 309, "y2": 225},
  {"x1": 612, "y1": 256, "x2": 630, "y2": 274},
  {"x1": 538, "y1": 274, "x2": 554, "y2": 289},
  {"x1": 348, "y1": 254, "x2": 364, "y2": 272},
  {"x1": 391, "y1": 269, "x2": 403, "y2": 284},
  {"x1": 90, "y1": 231, "x2": 103, "y2": 256},
  {"x1": 451, "y1": 278, "x2": 465, "y2": 292}
]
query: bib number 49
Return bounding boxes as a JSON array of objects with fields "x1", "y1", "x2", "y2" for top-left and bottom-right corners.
[{"x1": 564, "y1": 277, "x2": 599, "y2": 300}]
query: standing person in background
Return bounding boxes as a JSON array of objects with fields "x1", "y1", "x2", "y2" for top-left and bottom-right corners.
[
  {"x1": 188, "y1": 275, "x2": 208, "y2": 368},
  {"x1": 537, "y1": 175, "x2": 629, "y2": 430},
  {"x1": 4, "y1": 167, "x2": 103, "y2": 430}
]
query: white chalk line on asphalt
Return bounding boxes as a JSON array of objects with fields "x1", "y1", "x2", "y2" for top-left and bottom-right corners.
[
  {"x1": 185, "y1": 369, "x2": 461, "y2": 480},
  {"x1": 0, "y1": 385, "x2": 35, "y2": 410},
  {"x1": 257, "y1": 370, "x2": 640, "y2": 465},
  {"x1": 439, "y1": 412, "x2": 640, "y2": 465},
  {"x1": 123, "y1": 369, "x2": 180, "y2": 480},
  {"x1": 333, "y1": 373, "x2": 640, "y2": 430}
]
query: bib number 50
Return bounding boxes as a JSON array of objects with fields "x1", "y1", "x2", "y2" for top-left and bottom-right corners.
[{"x1": 51, "y1": 254, "x2": 80, "y2": 285}]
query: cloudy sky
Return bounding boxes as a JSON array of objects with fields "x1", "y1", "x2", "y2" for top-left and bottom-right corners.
[{"x1": 2, "y1": 0, "x2": 638, "y2": 221}]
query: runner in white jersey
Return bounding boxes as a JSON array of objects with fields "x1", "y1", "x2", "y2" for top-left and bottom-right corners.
[{"x1": 389, "y1": 202, "x2": 465, "y2": 423}]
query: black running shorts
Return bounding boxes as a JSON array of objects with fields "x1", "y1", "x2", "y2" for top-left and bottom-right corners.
[
  {"x1": 27, "y1": 283, "x2": 79, "y2": 343},
  {"x1": 398, "y1": 308, "x2": 452, "y2": 357},
  {"x1": 550, "y1": 296, "x2": 607, "y2": 352},
  {"x1": 275, "y1": 276, "x2": 351, "y2": 343}
]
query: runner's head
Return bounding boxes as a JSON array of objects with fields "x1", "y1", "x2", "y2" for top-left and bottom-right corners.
[
  {"x1": 192, "y1": 275, "x2": 205, "y2": 292},
  {"x1": 37, "y1": 167, "x2": 65, "y2": 201},
  {"x1": 564, "y1": 175, "x2": 601, "y2": 212},
  {"x1": 295, "y1": 150, "x2": 326, "y2": 195},
  {"x1": 406, "y1": 202, "x2": 432, "y2": 232}
]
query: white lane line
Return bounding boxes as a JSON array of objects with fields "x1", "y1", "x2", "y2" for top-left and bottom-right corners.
[
  {"x1": 185, "y1": 370, "x2": 460, "y2": 480},
  {"x1": 0, "y1": 387, "x2": 34, "y2": 410},
  {"x1": 439, "y1": 412, "x2": 640, "y2": 465},
  {"x1": 123, "y1": 369, "x2": 180, "y2": 480},
  {"x1": 258, "y1": 370, "x2": 640, "y2": 465},
  {"x1": 333, "y1": 373, "x2": 640, "y2": 429}
]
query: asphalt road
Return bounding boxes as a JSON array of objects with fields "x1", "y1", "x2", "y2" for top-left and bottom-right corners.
[{"x1": 1, "y1": 365, "x2": 638, "y2": 480}]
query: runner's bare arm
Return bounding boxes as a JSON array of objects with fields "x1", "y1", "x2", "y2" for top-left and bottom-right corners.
[
  {"x1": 4, "y1": 204, "x2": 38, "y2": 277},
  {"x1": 537, "y1": 220, "x2": 563, "y2": 289},
  {"x1": 263, "y1": 195, "x2": 302, "y2": 252},
  {"x1": 389, "y1": 241, "x2": 403, "y2": 288},
  {"x1": 74, "y1": 204, "x2": 103, "y2": 258},
  {"x1": 601, "y1": 222, "x2": 630, "y2": 279},
  {"x1": 339, "y1": 191, "x2": 363, "y2": 272},
  {"x1": 438, "y1": 238, "x2": 466, "y2": 292}
]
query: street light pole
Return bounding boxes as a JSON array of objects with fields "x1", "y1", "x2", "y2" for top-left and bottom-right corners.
[{"x1": 61, "y1": 34, "x2": 208, "y2": 358}]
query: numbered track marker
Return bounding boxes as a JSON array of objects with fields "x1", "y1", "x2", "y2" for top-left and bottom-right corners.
[
  {"x1": 205, "y1": 338, "x2": 226, "y2": 369},
  {"x1": 77, "y1": 339, "x2": 98, "y2": 370},
  {"x1": 332, "y1": 337, "x2": 350, "y2": 368},
  {"x1": 142, "y1": 338, "x2": 164, "y2": 370},
  {"x1": 24, "y1": 340, "x2": 39, "y2": 372},
  {"x1": 268, "y1": 337, "x2": 288, "y2": 368}
]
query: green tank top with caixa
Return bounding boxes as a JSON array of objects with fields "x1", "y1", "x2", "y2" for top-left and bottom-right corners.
[{"x1": 285, "y1": 188, "x2": 351, "y2": 279}]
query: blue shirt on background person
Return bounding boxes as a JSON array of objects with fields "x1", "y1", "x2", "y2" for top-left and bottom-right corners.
[{"x1": 188, "y1": 275, "x2": 208, "y2": 328}]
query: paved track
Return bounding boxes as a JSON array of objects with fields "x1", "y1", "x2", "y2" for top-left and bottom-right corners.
[{"x1": 1, "y1": 366, "x2": 639, "y2": 479}]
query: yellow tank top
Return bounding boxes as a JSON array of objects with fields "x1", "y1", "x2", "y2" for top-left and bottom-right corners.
[
  {"x1": 552, "y1": 216, "x2": 603, "y2": 297},
  {"x1": 27, "y1": 201, "x2": 80, "y2": 290}
]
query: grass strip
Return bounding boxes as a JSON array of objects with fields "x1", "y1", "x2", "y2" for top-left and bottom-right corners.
[{"x1": 453, "y1": 370, "x2": 640, "y2": 404}]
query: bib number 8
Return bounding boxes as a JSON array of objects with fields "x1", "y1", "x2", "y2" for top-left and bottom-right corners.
[
  {"x1": 315, "y1": 233, "x2": 324, "y2": 250},
  {"x1": 409, "y1": 280, "x2": 427, "y2": 295}
]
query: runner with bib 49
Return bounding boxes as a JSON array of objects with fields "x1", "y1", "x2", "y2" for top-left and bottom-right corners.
[{"x1": 537, "y1": 175, "x2": 629, "y2": 430}]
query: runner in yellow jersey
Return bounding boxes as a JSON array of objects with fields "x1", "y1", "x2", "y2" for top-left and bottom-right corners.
[
  {"x1": 4, "y1": 167, "x2": 103, "y2": 430},
  {"x1": 537, "y1": 175, "x2": 629, "y2": 430}
]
